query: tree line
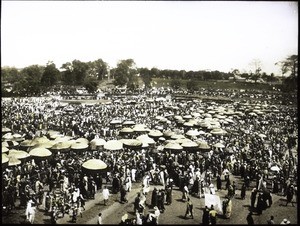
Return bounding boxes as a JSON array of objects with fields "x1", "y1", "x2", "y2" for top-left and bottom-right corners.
[{"x1": 1, "y1": 55, "x2": 297, "y2": 97}]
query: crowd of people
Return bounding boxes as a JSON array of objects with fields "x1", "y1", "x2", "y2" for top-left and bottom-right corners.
[{"x1": 2, "y1": 87, "x2": 298, "y2": 224}]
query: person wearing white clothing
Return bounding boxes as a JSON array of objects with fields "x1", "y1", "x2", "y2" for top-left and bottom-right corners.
[{"x1": 102, "y1": 186, "x2": 110, "y2": 205}]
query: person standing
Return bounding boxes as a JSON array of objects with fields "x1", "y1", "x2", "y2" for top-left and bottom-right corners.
[
  {"x1": 209, "y1": 206, "x2": 217, "y2": 225},
  {"x1": 250, "y1": 188, "x2": 258, "y2": 210},
  {"x1": 120, "y1": 184, "x2": 128, "y2": 204},
  {"x1": 267, "y1": 215, "x2": 275, "y2": 224},
  {"x1": 151, "y1": 187, "x2": 158, "y2": 208},
  {"x1": 285, "y1": 184, "x2": 295, "y2": 207},
  {"x1": 97, "y1": 212, "x2": 102, "y2": 225},
  {"x1": 184, "y1": 197, "x2": 194, "y2": 219},
  {"x1": 216, "y1": 174, "x2": 222, "y2": 190},
  {"x1": 246, "y1": 211, "x2": 254, "y2": 225},
  {"x1": 241, "y1": 182, "x2": 247, "y2": 199},
  {"x1": 202, "y1": 206, "x2": 210, "y2": 225},
  {"x1": 102, "y1": 186, "x2": 110, "y2": 206}
]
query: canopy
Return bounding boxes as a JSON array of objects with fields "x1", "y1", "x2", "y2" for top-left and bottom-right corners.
[
  {"x1": 2, "y1": 127, "x2": 11, "y2": 133},
  {"x1": 34, "y1": 140, "x2": 57, "y2": 149},
  {"x1": 198, "y1": 142, "x2": 211, "y2": 150},
  {"x1": 213, "y1": 142, "x2": 225, "y2": 148},
  {"x1": 8, "y1": 156, "x2": 21, "y2": 166},
  {"x1": 148, "y1": 130, "x2": 163, "y2": 138},
  {"x1": 210, "y1": 128, "x2": 227, "y2": 135},
  {"x1": 104, "y1": 140, "x2": 123, "y2": 151},
  {"x1": 181, "y1": 141, "x2": 199, "y2": 148},
  {"x1": 90, "y1": 138, "x2": 106, "y2": 147},
  {"x1": 54, "y1": 136, "x2": 73, "y2": 142},
  {"x1": 164, "y1": 142, "x2": 183, "y2": 151},
  {"x1": 136, "y1": 135, "x2": 155, "y2": 145},
  {"x1": 31, "y1": 136, "x2": 50, "y2": 146},
  {"x1": 8, "y1": 149, "x2": 30, "y2": 160},
  {"x1": 133, "y1": 124, "x2": 150, "y2": 132},
  {"x1": 51, "y1": 141, "x2": 72, "y2": 151},
  {"x1": 2, "y1": 146, "x2": 9, "y2": 153},
  {"x1": 29, "y1": 147, "x2": 52, "y2": 158},
  {"x1": 171, "y1": 134, "x2": 185, "y2": 140},
  {"x1": 186, "y1": 130, "x2": 200, "y2": 137},
  {"x1": 76, "y1": 138, "x2": 89, "y2": 144},
  {"x1": 71, "y1": 142, "x2": 89, "y2": 150},
  {"x1": 82, "y1": 159, "x2": 107, "y2": 171},
  {"x1": 120, "y1": 139, "x2": 142, "y2": 149},
  {"x1": 2, "y1": 140, "x2": 19, "y2": 147},
  {"x1": 122, "y1": 120, "x2": 136, "y2": 126},
  {"x1": 270, "y1": 165, "x2": 280, "y2": 172},
  {"x1": 119, "y1": 127, "x2": 134, "y2": 134},
  {"x1": 2, "y1": 154, "x2": 9, "y2": 164}
]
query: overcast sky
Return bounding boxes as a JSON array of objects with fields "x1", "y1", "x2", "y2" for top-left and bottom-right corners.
[{"x1": 1, "y1": 1, "x2": 298, "y2": 75}]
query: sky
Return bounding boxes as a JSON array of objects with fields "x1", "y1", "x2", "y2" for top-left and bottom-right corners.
[{"x1": 1, "y1": 1, "x2": 298, "y2": 75}]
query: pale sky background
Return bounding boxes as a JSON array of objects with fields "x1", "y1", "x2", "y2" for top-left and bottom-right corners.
[{"x1": 1, "y1": 1, "x2": 298, "y2": 75}]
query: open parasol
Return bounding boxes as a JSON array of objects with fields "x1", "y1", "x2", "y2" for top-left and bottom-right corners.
[
  {"x1": 2, "y1": 140, "x2": 19, "y2": 148},
  {"x1": 120, "y1": 139, "x2": 143, "y2": 149},
  {"x1": 213, "y1": 142, "x2": 225, "y2": 148},
  {"x1": 104, "y1": 140, "x2": 123, "y2": 151},
  {"x1": 164, "y1": 142, "x2": 183, "y2": 151},
  {"x1": 50, "y1": 141, "x2": 72, "y2": 151},
  {"x1": 8, "y1": 156, "x2": 21, "y2": 166},
  {"x1": 2, "y1": 146, "x2": 9, "y2": 153},
  {"x1": 148, "y1": 130, "x2": 163, "y2": 138},
  {"x1": 71, "y1": 142, "x2": 89, "y2": 150},
  {"x1": 136, "y1": 134, "x2": 155, "y2": 145},
  {"x1": 119, "y1": 127, "x2": 134, "y2": 134},
  {"x1": 186, "y1": 130, "x2": 200, "y2": 137},
  {"x1": 29, "y1": 147, "x2": 52, "y2": 158},
  {"x1": 76, "y1": 138, "x2": 89, "y2": 144},
  {"x1": 82, "y1": 159, "x2": 107, "y2": 171},
  {"x1": 90, "y1": 138, "x2": 106, "y2": 147},
  {"x1": 8, "y1": 149, "x2": 30, "y2": 160},
  {"x1": 2, "y1": 153, "x2": 9, "y2": 164}
]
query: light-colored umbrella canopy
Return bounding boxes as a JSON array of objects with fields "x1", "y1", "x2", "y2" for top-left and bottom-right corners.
[
  {"x1": 76, "y1": 138, "x2": 89, "y2": 144},
  {"x1": 2, "y1": 146, "x2": 9, "y2": 153},
  {"x1": 110, "y1": 119, "x2": 122, "y2": 125},
  {"x1": 49, "y1": 133, "x2": 64, "y2": 140},
  {"x1": 20, "y1": 139, "x2": 35, "y2": 147},
  {"x1": 120, "y1": 139, "x2": 142, "y2": 148},
  {"x1": 258, "y1": 134, "x2": 267, "y2": 139},
  {"x1": 2, "y1": 154, "x2": 9, "y2": 164},
  {"x1": 51, "y1": 141, "x2": 72, "y2": 150},
  {"x1": 29, "y1": 147, "x2": 52, "y2": 157},
  {"x1": 163, "y1": 130, "x2": 175, "y2": 138},
  {"x1": 174, "y1": 138, "x2": 192, "y2": 144},
  {"x1": 55, "y1": 136, "x2": 73, "y2": 142},
  {"x1": 186, "y1": 130, "x2": 200, "y2": 137},
  {"x1": 148, "y1": 130, "x2": 163, "y2": 137},
  {"x1": 198, "y1": 142, "x2": 211, "y2": 150},
  {"x1": 270, "y1": 165, "x2": 280, "y2": 172},
  {"x1": 71, "y1": 142, "x2": 89, "y2": 150},
  {"x1": 183, "y1": 122, "x2": 194, "y2": 127},
  {"x1": 82, "y1": 159, "x2": 107, "y2": 171},
  {"x1": 104, "y1": 140, "x2": 123, "y2": 151},
  {"x1": 90, "y1": 138, "x2": 106, "y2": 147},
  {"x1": 213, "y1": 142, "x2": 225, "y2": 148},
  {"x1": 183, "y1": 115, "x2": 193, "y2": 119},
  {"x1": 181, "y1": 141, "x2": 199, "y2": 148},
  {"x1": 171, "y1": 134, "x2": 185, "y2": 140},
  {"x1": 31, "y1": 136, "x2": 50, "y2": 146},
  {"x1": 2, "y1": 127, "x2": 11, "y2": 133},
  {"x1": 2, "y1": 133, "x2": 14, "y2": 140},
  {"x1": 164, "y1": 142, "x2": 183, "y2": 150},
  {"x1": 2, "y1": 140, "x2": 19, "y2": 147},
  {"x1": 8, "y1": 149, "x2": 30, "y2": 159},
  {"x1": 119, "y1": 127, "x2": 134, "y2": 134},
  {"x1": 34, "y1": 140, "x2": 57, "y2": 149},
  {"x1": 8, "y1": 156, "x2": 21, "y2": 166},
  {"x1": 133, "y1": 124, "x2": 150, "y2": 132},
  {"x1": 210, "y1": 128, "x2": 227, "y2": 135},
  {"x1": 122, "y1": 120, "x2": 136, "y2": 126},
  {"x1": 136, "y1": 135, "x2": 155, "y2": 145}
]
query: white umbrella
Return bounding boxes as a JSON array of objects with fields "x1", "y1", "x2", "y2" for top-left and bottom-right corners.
[
  {"x1": 136, "y1": 135, "x2": 155, "y2": 145},
  {"x1": 76, "y1": 138, "x2": 89, "y2": 144},
  {"x1": 164, "y1": 142, "x2": 183, "y2": 151},
  {"x1": 2, "y1": 154, "x2": 9, "y2": 164},
  {"x1": 104, "y1": 140, "x2": 123, "y2": 151},
  {"x1": 29, "y1": 147, "x2": 52, "y2": 158},
  {"x1": 213, "y1": 143, "x2": 225, "y2": 148},
  {"x1": 186, "y1": 130, "x2": 200, "y2": 137},
  {"x1": 8, "y1": 149, "x2": 30, "y2": 160},
  {"x1": 270, "y1": 165, "x2": 280, "y2": 172},
  {"x1": 2, "y1": 146, "x2": 9, "y2": 153},
  {"x1": 71, "y1": 142, "x2": 89, "y2": 150},
  {"x1": 82, "y1": 159, "x2": 107, "y2": 171},
  {"x1": 90, "y1": 138, "x2": 106, "y2": 147},
  {"x1": 148, "y1": 130, "x2": 163, "y2": 138}
]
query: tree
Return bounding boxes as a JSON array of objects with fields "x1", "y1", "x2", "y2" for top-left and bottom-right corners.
[
  {"x1": 113, "y1": 59, "x2": 138, "y2": 88},
  {"x1": 276, "y1": 55, "x2": 298, "y2": 77},
  {"x1": 41, "y1": 61, "x2": 60, "y2": 87},
  {"x1": 1, "y1": 66, "x2": 20, "y2": 84},
  {"x1": 170, "y1": 79, "x2": 181, "y2": 90},
  {"x1": 88, "y1": 59, "x2": 108, "y2": 80},
  {"x1": 186, "y1": 80, "x2": 198, "y2": 92},
  {"x1": 249, "y1": 59, "x2": 262, "y2": 82},
  {"x1": 139, "y1": 67, "x2": 152, "y2": 89},
  {"x1": 84, "y1": 76, "x2": 99, "y2": 93},
  {"x1": 60, "y1": 60, "x2": 89, "y2": 86}
]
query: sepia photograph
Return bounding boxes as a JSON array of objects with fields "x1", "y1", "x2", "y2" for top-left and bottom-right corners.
[{"x1": 1, "y1": 1, "x2": 298, "y2": 225}]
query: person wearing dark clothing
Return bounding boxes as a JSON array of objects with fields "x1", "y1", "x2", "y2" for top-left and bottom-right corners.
[
  {"x1": 250, "y1": 188, "x2": 258, "y2": 210},
  {"x1": 285, "y1": 185, "x2": 295, "y2": 207},
  {"x1": 246, "y1": 212, "x2": 254, "y2": 225},
  {"x1": 202, "y1": 206, "x2": 210, "y2": 225},
  {"x1": 216, "y1": 175, "x2": 222, "y2": 190},
  {"x1": 241, "y1": 183, "x2": 247, "y2": 199},
  {"x1": 165, "y1": 186, "x2": 172, "y2": 205},
  {"x1": 120, "y1": 185, "x2": 128, "y2": 204},
  {"x1": 112, "y1": 176, "x2": 120, "y2": 194},
  {"x1": 151, "y1": 188, "x2": 158, "y2": 208},
  {"x1": 134, "y1": 194, "x2": 141, "y2": 213},
  {"x1": 256, "y1": 193, "x2": 264, "y2": 215}
]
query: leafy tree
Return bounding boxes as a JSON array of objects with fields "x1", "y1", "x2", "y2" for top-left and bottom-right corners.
[
  {"x1": 61, "y1": 62, "x2": 74, "y2": 85},
  {"x1": 1, "y1": 66, "x2": 20, "y2": 84},
  {"x1": 84, "y1": 76, "x2": 99, "y2": 93},
  {"x1": 170, "y1": 79, "x2": 181, "y2": 90},
  {"x1": 60, "y1": 60, "x2": 89, "y2": 86},
  {"x1": 139, "y1": 67, "x2": 152, "y2": 89},
  {"x1": 186, "y1": 80, "x2": 198, "y2": 92},
  {"x1": 113, "y1": 59, "x2": 138, "y2": 87},
  {"x1": 88, "y1": 59, "x2": 108, "y2": 80},
  {"x1": 41, "y1": 61, "x2": 60, "y2": 87},
  {"x1": 276, "y1": 55, "x2": 298, "y2": 77}
]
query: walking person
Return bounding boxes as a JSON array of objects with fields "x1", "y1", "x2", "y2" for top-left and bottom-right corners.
[
  {"x1": 184, "y1": 197, "x2": 194, "y2": 219},
  {"x1": 102, "y1": 186, "x2": 110, "y2": 206},
  {"x1": 209, "y1": 206, "x2": 217, "y2": 225},
  {"x1": 97, "y1": 212, "x2": 102, "y2": 225},
  {"x1": 202, "y1": 205, "x2": 210, "y2": 225},
  {"x1": 241, "y1": 182, "x2": 247, "y2": 199},
  {"x1": 285, "y1": 184, "x2": 295, "y2": 207},
  {"x1": 250, "y1": 188, "x2": 258, "y2": 210},
  {"x1": 267, "y1": 215, "x2": 275, "y2": 224}
]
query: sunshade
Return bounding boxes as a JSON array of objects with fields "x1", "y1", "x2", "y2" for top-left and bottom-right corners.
[
  {"x1": 213, "y1": 142, "x2": 225, "y2": 148},
  {"x1": 82, "y1": 159, "x2": 107, "y2": 171},
  {"x1": 181, "y1": 141, "x2": 199, "y2": 148},
  {"x1": 198, "y1": 142, "x2": 211, "y2": 150},
  {"x1": 163, "y1": 130, "x2": 175, "y2": 138},
  {"x1": 148, "y1": 130, "x2": 163, "y2": 137},
  {"x1": 2, "y1": 154, "x2": 9, "y2": 164},
  {"x1": 133, "y1": 124, "x2": 150, "y2": 132},
  {"x1": 8, "y1": 156, "x2": 21, "y2": 166},
  {"x1": 29, "y1": 147, "x2": 52, "y2": 157},
  {"x1": 183, "y1": 115, "x2": 193, "y2": 119},
  {"x1": 122, "y1": 120, "x2": 136, "y2": 126},
  {"x1": 2, "y1": 127, "x2": 11, "y2": 133},
  {"x1": 76, "y1": 138, "x2": 89, "y2": 144},
  {"x1": 119, "y1": 127, "x2": 134, "y2": 134},
  {"x1": 2, "y1": 146, "x2": 9, "y2": 153},
  {"x1": 270, "y1": 165, "x2": 280, "y2": 172},
  {"x1": 31, "y1": 136, "x2": 50, "y2": 146},
  {"x1": 8, "y1": 149, "x2": 30, "y2": 159},
  {"x1": 51, "y1": 141, "x2": 72, "y2": 151},
  {"x1": 258, "y1": 134, "x2": 267, "y2": 139},
  {"x1": 104, "y1": 140, "x2": 123, "y2": 151},
  {"x1": 210, "y1": 128, "x2": 227, "y2": 135},
  {"x1": 34, "y1": 140, "x2": 57, "y2": 149},
  {"x1": 164, "y1": 142, "x2": 183, "y2": 150},
  {"x1": 20, "y1": 139, "x2": 35, "y2": 148},
  {"x1": 90, "y1": 138, "x2": 106, "y2": 147},
  {"x1": 120, "y1": 139, "x2": 142, "y2": 149},
  {"x1": 110, "y1": 119, "x2": 122, "y2": 125},
  {"x1": 71, "y1": 142, "x2": 89, "y2": 150},
  {"x1": 2, "y1": 133, "x2": 14, "y2": 140},
  {"x1": 136, "y1": 135, "x2": 155, "y2": 145},
  {"x1": 174, "y1": 138, "x2": 192, "y2": 144},
  {"x1": 171, "y1": 134, "x2": 185, "y2": 140},
  {"x1": 2, "y1": 140, "x2": 19, "y2": 147},
  {"x1": 186, "y1": 130, "x2": 200, "y2": 137},
  {"x1": 55, "y1": 136, "x2": 73, "y2": 142}
]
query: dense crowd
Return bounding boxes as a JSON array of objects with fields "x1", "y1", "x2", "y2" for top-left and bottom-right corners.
[{"x1": 2, "y1": 88, "x2": 298, "y2": 224}]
